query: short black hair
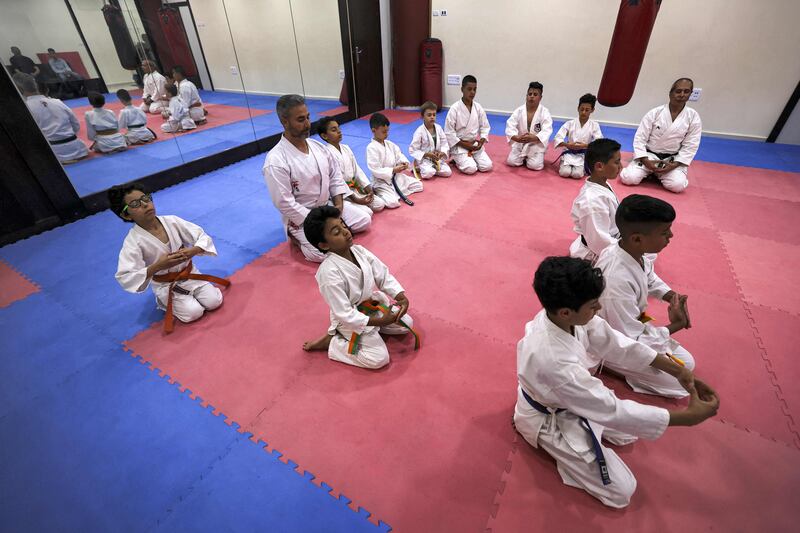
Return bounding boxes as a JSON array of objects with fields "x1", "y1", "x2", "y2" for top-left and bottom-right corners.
[
  {"x1": 166, "y1": 84, "x2": 178, "y2": 97},
  {"x1": 462, "y1": 74, "x2": 477, "y2": 87},
  {"x1": 533, "y1": 256, "x2": 605, "y2": 313},
  {"x1": 528, "y1": 81, "x2": 543, "y2": 93},
  {"x1": 369, "y1": 112, "x2": 390, "y2": 129},
  {"x1": 616, "y1": 194, "x2": 676, "y2": 237},
  {"x1": 172, "y1": 65, "x2": 185, "y2": 77},
  {"x1": 116, "y1": 88, "x2": 132, "y2": 103},
  {"x1": 579, "y1": 93, "x2": 597, "y2": 108},
  {"x1": 47, "y1": 48, "x2": 56, "y2": 53},
  {"x1": 303, "y1": 205, "x2": 341, "y2": 252},
  {"x1": 420, "y1": 100, "x2": 437, "y2": 115},
  {"x1": 108, "y1": 182, "x2": 146, "y2": 221},
  {"x1": 585, "y1": 138, "x2": 621, "y2": 173},
  {"x1": 88, "y1": 91, "x2": 105, "y2": 108},
  {"x1": 316, "y1": 116, "x2": 337, "y2": 137},
  {"x1": 670, "y1": 77, "x2": 694, "y2": 92}
]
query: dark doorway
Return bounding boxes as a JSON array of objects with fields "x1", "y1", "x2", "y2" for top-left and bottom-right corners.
[{"x1": 345, "y1": 0, "x2": 384, "y2": 117}]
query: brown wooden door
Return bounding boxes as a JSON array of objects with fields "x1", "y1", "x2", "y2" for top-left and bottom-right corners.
[{"x1": 346, "y1": 0, "x2": 384, "y2": 117}]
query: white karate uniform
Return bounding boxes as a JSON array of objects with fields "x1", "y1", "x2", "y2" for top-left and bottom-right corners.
[
  {"x1": 554, "y1": 118, "x2": 603, "y2": 179},
  {"x1": 140, "y1": 71, "x2": 170, "y2": 113},
  {"x1": 160, "y1": 96, "x2": 196, "y2": 133},
  {"x1": 505, "y1": 104, "x2": 553, "y2": 170},
  {"x1": 118, "y1": 105, "x2": 156, "y2": 144},
  {"x1": 325, "y1": 142, "x2": 385, "y2": 214},
  {"x1": 25, "y1": 94, "x2": 89, "y2": 163},
  {"x1": 568, "y1": 180, "x2": 620, "y2": 263},
  {"x1": 366, "y1": 138, "x2": 423, "y2": 208},
  {"x1": 316, "y1": 244, "x2": 414, "y2": 369},
  {"x1": 115, "y1": 215, "x2": 223, "y2": 323},
  {"x1": 263, "y1": 135, "x2": 371, "y2": 262},
  {"x1": 409, "y1": 123, "x2": 452, "y2": 179},
  {"x1": 444, "y1": 99, "x2": 493, "y2": 174},
  {"x1": 620, "y1": 104, "x2": 702, "y2": 193},
  {"x1": 514, "y1": 311, "x2": 670, "y2": 508},
  {"x1": 595, "y1": 243, "x2": 695, "y2": 398},
  {"x1": 177, "y1": 79, "x2": 206, "y2": 123},
  {"x1": 84, "y1": 108, "x2": 127, "y2": 153}
]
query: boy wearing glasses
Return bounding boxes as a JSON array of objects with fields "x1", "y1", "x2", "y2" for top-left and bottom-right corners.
[{"x1": 109, "y1": 183, "x2": 229, "y2": 333}]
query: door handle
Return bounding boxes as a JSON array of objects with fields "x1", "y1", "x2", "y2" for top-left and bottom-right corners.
[{"x1": 355, "y1": 46, "x2": 363, "y2": 64}]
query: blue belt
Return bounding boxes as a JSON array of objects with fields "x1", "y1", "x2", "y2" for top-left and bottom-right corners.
[{"x1": 521, "y1": 388, "x2": 611, "y2": 485}]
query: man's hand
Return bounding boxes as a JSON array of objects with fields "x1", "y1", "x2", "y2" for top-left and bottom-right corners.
[
  {"x1": 685, "y1": 379, "x2": 720, "y2": 423},
  {"x1": 392, "y1": 163, "x2": 408, "y2": 174},
  {"x1": 394, "y1": 292, "x2": 410, "y2": 321}
]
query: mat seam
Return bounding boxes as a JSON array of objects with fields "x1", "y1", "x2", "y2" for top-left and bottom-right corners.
[{"x1": 484, "y1": 433, "x2": 520, "y2": 533}]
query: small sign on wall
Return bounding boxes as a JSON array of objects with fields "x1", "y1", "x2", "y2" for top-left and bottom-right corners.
[{"x1": 447, "y1": 74, "x2": 461, "y2": 86}]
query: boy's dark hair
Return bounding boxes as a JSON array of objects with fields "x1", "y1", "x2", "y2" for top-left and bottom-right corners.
[
  {"x1": 108, "y1": 182, "x2": 146, "y2": 221},
  {"x1": 533, "y1": 256, "x2": 605, "y2": 313},
  {"x1": 303, "y1": 205, "x2": 342, "y2": 252},
  {"x1": 166, "y1": 84, "x2": 178, "y2": 97},
  {"x1": 47, "y1": 48, "x2": 56, "y2": 53},
  {"x1": 579, "y1": 93, "x2": 597, "y2": 108},
  {"x1": 116, "y1": 88, "x2": 132, "y2": 103},
  {"x1": 316, "y1": 116, "x2": 337, "y2": 137},
  {"x1": 172, "y1": 65, "x2": 185, "y2": 77},
  {"x1": 585, "y1": 138, "x2": 621, "y2": 173},
  {"x1": 616, "y1": 194, "x2": 676, "y2": 237},
  {"x1": 462, "y1": 74, "x2": 477, "y2": 87},
  {"x1": 88, "y1": 91, "x2": 105, "y2": 108},
  {"x1": 528, "y1": 81, "x2": 543, "y2": 93},
  {"x1": 420, "y1": 100, "x2": 438, "y2": 115},
  {"x1": 369, "y1": 112, "x2": 390, "y2": 129}
]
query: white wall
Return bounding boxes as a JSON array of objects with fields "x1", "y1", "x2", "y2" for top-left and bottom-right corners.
[
  {"x1": 0, "y1": 0, "x2": 98, "y2": 79},
  {"x1": 432, "y1": 0, "x2": 800, "y2": 139},
  {"x1": 190, "y1": 0, "x2": 343, "y2": 99}
]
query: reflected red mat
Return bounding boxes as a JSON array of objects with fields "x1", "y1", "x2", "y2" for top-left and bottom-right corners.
[{"x1": 0, "y1": 260, "x2": 39, "y2": 308}]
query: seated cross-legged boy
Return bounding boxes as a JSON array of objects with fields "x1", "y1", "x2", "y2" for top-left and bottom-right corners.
[
  {"x1": 514, "y1": 256, "x2": 719, "y2": 508},
  {"x1": 505, "y1": 81, "x2": 552, "y2": 171},
  {"x1": 444, "y1": 74, "x2": 492, "y2": 175},
  {"x1": 595, "y1": 194, "x2": 694, "y2": 398},
  {"x1": 554, "y1": 93, "x2": 603, "y2": 179},
  {"x1": 160, "y1": 84, "x2": 196, "y2": 133},
  {"x1": 317, "y1": 117, "x2": 385, "y2": 216},
  {"x1": 110, "y1": 183, "x2": 230, "y2": 333},
  {"x1": 409, "y1": 100, "x2": 452, "y2": 179},
  {"x1": 302, "y1": 206, "x2": 419, "y2": 369},
  {"x1": 117, "y1": 89, "x2": 156, "y2": 145},
  {"x1": 85, "y1": 91, "x2": 127, "y2": 153},
  {"x1": 366, "y1": 112, "x2": 423, "y2": 208},
  {"x1": 569, "y1": 138, "x2": 621, "y2": 263}
]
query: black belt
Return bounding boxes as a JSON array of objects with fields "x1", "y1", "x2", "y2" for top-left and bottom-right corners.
[
  {"x1": 581, "y1": 235, "x2": 587, "y2": 246},
  {"x1": 127, "y1": 123, "x2": 146, "y2": 128},
  {"x1": 647, "y1": 150, "x2": 678, "y2": 160},
  {"x1": 521, "y1": 387, "x2": 611, "y2": 485},
  {"x1": 49, "y1": 135, "x2": 77, "y2": 145}
]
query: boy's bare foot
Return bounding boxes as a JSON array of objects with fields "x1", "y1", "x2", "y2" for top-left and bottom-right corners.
[{"x1": 303, "y1": 333, "x2": 332, "y2": 352}]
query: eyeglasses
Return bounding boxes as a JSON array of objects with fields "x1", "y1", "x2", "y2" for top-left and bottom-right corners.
[{"x1": 123, "y1": 194, "x2": 152, "y2": 213}]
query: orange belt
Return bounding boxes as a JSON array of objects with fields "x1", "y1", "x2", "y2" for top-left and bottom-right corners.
[
  {"x1": 345, "y1": 177, "x2": 366, "y2": 194},
  {"x1": 153, "y1": 261, "x2": 231, "y2": 333},
  {"x1": 347, "y1": 299, "x2": 421, "y2": 355},
  {"x1": 190, "y1": 102, "x2": 203, "y2": 108},
  {"x1": 637, "y1": 311, "x2": 684, "y2": 366}
]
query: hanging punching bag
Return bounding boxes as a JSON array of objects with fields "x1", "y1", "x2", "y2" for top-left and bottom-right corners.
[
  {"x1": 597, "y1": 0, "x2": 663, "y2": 107},
  {"x1": 102, "y1": 4, "x2": 139, "y2": 70},
  {"x1": 158, "y1": 5, "x2": 197, "y2": 77}
]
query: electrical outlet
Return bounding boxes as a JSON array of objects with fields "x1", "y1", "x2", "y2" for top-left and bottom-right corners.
[
  {"x1": 440, "y1": 9, "x2": 448, "y2": 16},
  {"x1": 339, "y1": 69, "x2": 345, "y2": 80},
  {"x1": 230, "y1": 66, "x2": 239, "y2": 76},
  {"x1": 447, "y1": 74, "x2": 461, "y2": 86},
  {"x1": 432, "y1": 10, "x2": 440, "y2": 16},
  {"x1": 689, "y1": 88, "x2": 702, "y2": 101}
]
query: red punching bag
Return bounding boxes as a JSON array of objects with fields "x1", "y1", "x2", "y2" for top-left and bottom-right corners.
[
  {"x1": 102, "y1": 4, "x2": 139, "y2": 70},
  {"x1": 158, "y1": 5, "x2": 197, "y2": 77},
  {"x1": 597, "y1": 0, "x2": 663, "y2": 107},
  {"x1": 420, "y1": 38, "x2": 443, "y2": 108}
]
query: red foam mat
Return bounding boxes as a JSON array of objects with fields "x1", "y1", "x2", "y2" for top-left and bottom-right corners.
[{"x1": 0, "y1": 260, "x2": 39, "y2": 308}]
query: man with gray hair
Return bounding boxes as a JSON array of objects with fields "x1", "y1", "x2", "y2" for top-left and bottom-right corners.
[
  {"x1": 139, "y1": 60, "x2": 170, "y2": 114},
  {"x1": 263, "y1": 94, "x2": 372, "y2": 262},
  {"x1": 21, "y1": 75, "x2": 88, "y2": 163}
]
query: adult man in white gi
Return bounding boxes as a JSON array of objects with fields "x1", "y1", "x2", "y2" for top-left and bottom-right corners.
[
  {"x1": 263, "y1": 94, "x2": 371, "y2": 263},
  {"x1": 444, "y1": 74, "x2": 492, "y2": 175},
  {"x1": 21, "y1": 75, "x2": 88, "y2": 163},
  {"x1": 140, "y1": 60, "x2": 170, "y2": 114},
  {"x1": 620, "y1": 78, "x2": 702, "y2": 193}
]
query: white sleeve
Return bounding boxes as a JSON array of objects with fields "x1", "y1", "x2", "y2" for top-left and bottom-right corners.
[
  {"x1": 346, "y1": 146, "x2": 371, "y2": 189},
  {"x1": 115, "y1": 236, "x2": 151, "y2": 293},
  {"x1": 444, "y1": 107, "x2": 459, "y2": 149},
  {"x1": 174, "y1": 217, "x2": 217, "y2": 256},
  {"x1": 592, "y1": 121, "x2": 603, "y2": 141},
  {"x1": 366, "y1": 143, "x2": 394, "y2": 182},
  {"x1": 675, "y1": 113, "x2": 702, "y2": 166},
  {"x1": 68, "y1": 107, "x2": 80, "y2": 134},
  {"x1": 118, "y1": 110, "x2": 128, "y2": 130},
  {"x1": 324, "y1": 146, "x2": 350, "y2": 198},
  {"x1": 409, "y1": 127, "x2": 426, "y2": 163},
  {"x1": 554, "y1": 122, "x2": 569, "y2": 147},
  {"x1": 479, "y1": 105, "x2": 491, "y2": 140},
  {"x1": 505, "y1": 111, "x2": 519, "y2": 144},
  {"x1": 263, "y1": 160, "x2": 310, "y2": 227},
  {"x1": 599, "y1": 286, "x2": 673, "y2": 353},
  {"x1": 319, "y1": 279, "x2": 370, "y2": 334},
  {"x1": 578, "y1": 205, "x2": 617, "y2": 257},
  {"x1": 632, "y1": 110, "x2": 655, "y2": 160},
  {"x1": 362, "y1": 248, "x2": 404, "y2": 297},
  {"x1": 647, "y1": 266, "x2": 671, "y2": 300},
  {"x1": 84, "y1": 112, "x2": 96, "y2": 141},
  {"x1": 536, "y1": 108, "x2": 553, "y2": 145}
]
